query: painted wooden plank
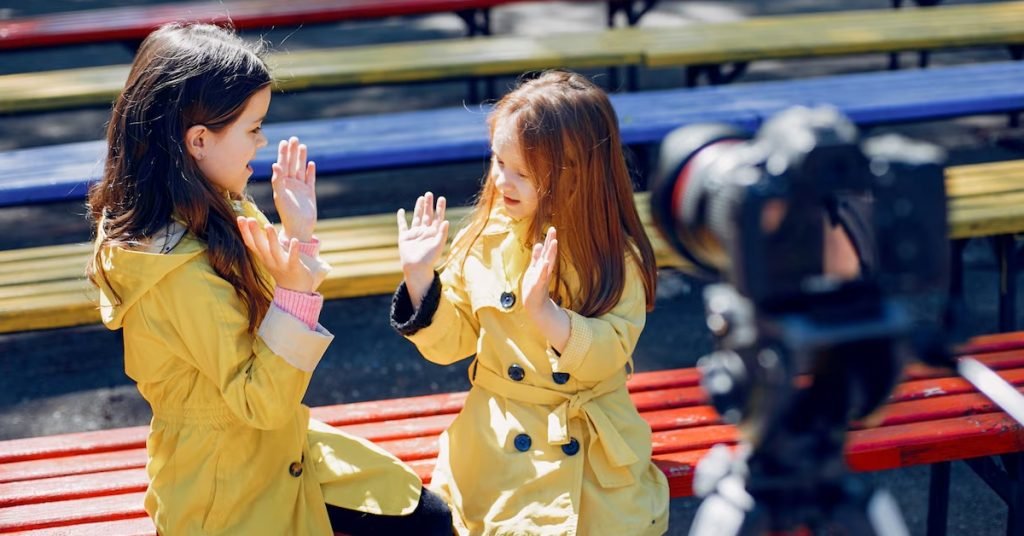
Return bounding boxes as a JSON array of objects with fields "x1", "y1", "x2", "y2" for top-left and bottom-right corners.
[
  {"x1": 0, "y1": 366, "x2": 701, "y2": 465},
  {"x1": 4, "y1": 60, "x2": 1022, "y2": 207},
  {"x1": 0, "y1": 0, "x2": 536, "y2": 50},
  {"x1": 5, "y1": 515, "x2": 153, "y2": 536},
  {"x1": 644, "y1": 2, "x2": 1024, "y2": 67},
  {"x1": 3, "y1": 378, "x2": 1023, "y2": 529},
  {"x1": 4, "y1": 3, "x2": 1024, "y2": 114},
  {"x1": 4, "y1": 385, "x2": 1020, "y2": 510},
  {"x1": 3, "y1": 159, "x2": 1021, "y2": 334},
  {"x1": 0, "y1": 468, "x2": 146, "y2": 508},
  {"x1": 0, "y1": 491, "x2": 147, "y2": 532},
  {"x1": 4, "y1": 358, "x2": 1020, "y2": 488}
]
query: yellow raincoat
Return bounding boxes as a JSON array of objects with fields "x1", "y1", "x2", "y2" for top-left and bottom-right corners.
[
  {"x1": 393, "y1": 207, "x2": 670, "y2": 535},
  {"x1": 96, "y1": 200, "x2": 421, "y2": 535}
]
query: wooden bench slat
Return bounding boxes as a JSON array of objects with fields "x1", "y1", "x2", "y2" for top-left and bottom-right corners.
[
  {"x1": 0, "y1": 490, "x2": 147, "y2": 532},
  {"x1": 0, "y1": 367, "x2": 702, "y2": 465},
  {"x1": 4, "y1": 151, "x2": 1024, "y2": 334},
  {"x1": 644, "y1": 2, "x2": 1024, "y2": 67},
  {"x1": 0, "y1": 0, "x2": 534, "y2": 50},
  {"x1": 4, "y1": 59, "x2": 1021, "y2": 207},
  {"x1": 5, "y1": 515, "x2": 153, "y2": 536},
  {"x1": 4, "y1": 3, "x2": 1023, "y2": 114},
  {"x1": 3, "y1": 366, "x2": 1023, "y2": 529},
  {"x1": 3, "y1": 356, "x2": 1020, "y2": 481},
  {"x1": 0, "y1": 467, "x2": 146, "y2": 508},
  {"x1": 0, "y1": 450, "x2": 148, "y2": 485},
  {"x1": 5, "y1": 387, "x2": 1018, "y2": 509}
]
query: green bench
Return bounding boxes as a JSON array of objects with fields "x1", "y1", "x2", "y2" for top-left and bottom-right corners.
[
  {"x1": 1, "y1": 159, "x2": 1022, "y2": 334},
  {"x1": 2, "y1": 2, "x2": 1022, "y2": 114}
]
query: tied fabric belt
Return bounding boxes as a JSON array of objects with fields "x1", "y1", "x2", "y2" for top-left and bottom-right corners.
[{"x1": 471, "y1": 364, "x2": 640, "y2": 488}]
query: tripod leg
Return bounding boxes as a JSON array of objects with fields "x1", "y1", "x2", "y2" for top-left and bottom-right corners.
[{"x1": 867, "y1": 488, "x2": 911, "y2": 536}]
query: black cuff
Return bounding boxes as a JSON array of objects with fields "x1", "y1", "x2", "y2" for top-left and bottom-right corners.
[{"x1": 390, "y1": 271, "x2": 442, "y2": 336}]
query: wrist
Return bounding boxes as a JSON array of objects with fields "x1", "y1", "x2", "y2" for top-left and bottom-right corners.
[
  {"x1": 284, "y1": 227, "x2": 314, "y2": 243},
  {"x1": 526, "y1": 298, "x2": 560, "y2": 325},
  {"x1": 276, "y1": 276, "x2": 315, "y2": 294}
]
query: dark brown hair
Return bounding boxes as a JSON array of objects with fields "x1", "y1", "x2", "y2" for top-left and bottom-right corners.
[
  {"x1": 450, "y1": 71, "x2": 657, "y2": 316},
  {"x1": 87, "y1": 23, "x2": 273, "y2": 331}
]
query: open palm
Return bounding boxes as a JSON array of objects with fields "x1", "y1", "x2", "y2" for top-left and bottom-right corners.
[
  {"x1": 522, "y1": 227, "x2": 558, "y2": 314},
  {"x1": 397, "y1": 192, "x2": 449, "y2": 276},
  {"x1": 272, "y1": 137, "x2": 317, "y2": 242}
]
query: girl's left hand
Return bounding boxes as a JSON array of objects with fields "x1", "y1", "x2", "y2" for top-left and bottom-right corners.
[
  {"x1": 522, "y1": 227, "x2": 558, "y2": 316},
  {"x1": 237, "y1": 217, "x2": 316, "y2": 294},
  {"x1": 272, "y1": 137, "x2": 317, "y2": 243}
]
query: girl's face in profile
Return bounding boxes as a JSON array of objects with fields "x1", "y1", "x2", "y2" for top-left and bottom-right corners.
[
  {"x1": 194, "y1": 85, "x2": 271, "y2": 195},
  {"x1": 491, "y1": 121, "x2": 539, "y2": 221}
]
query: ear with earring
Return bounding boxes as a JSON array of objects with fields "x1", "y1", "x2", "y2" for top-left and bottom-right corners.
[{"x1": 185, "y1": 124, "x2": 208, "y2": 161}]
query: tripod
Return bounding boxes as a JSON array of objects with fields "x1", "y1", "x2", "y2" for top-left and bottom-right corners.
[{"x1": 688, "y1": 285, "x2": 913, "y2": 536}]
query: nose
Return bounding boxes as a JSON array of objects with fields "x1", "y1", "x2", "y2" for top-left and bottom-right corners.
[
  {"x1": 493, "y1": 165, "x2": 507, "y2": 190},
  {"x1": 256, "y1": 131, "x2": 268, "y2": 149}
]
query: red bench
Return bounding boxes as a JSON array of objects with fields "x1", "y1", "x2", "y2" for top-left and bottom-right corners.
[
  {"x1": 0, "y1": 0, "x2": 661, "y2": 51},
  {"x1": 2, "y1": 332, "x2": 1023, "y2": 534},
  {"x1": 0, "y1": 0, "x2": 539, "y2": 51}
]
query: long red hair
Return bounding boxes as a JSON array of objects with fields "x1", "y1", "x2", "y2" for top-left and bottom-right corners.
[{"x1": 449, "y1": 70, "x2": 657, "y2": 315}]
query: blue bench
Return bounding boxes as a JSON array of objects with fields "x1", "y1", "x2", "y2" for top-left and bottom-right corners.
[{"x1": 2, "y1": 60, "x2": 1022, "y2": 207}]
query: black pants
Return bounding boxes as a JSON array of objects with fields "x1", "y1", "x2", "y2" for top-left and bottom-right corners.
[{"x1": 326, "y1": 487, "x2": 453, "y2": 535}]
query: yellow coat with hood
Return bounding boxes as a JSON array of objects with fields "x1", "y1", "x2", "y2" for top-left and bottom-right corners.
[
  {"x1": 392, "y1": 207, "x2": 670, "y2": 535},
  {"x1": 95, "y1": 200, "x2": 421, "y2": 535}
]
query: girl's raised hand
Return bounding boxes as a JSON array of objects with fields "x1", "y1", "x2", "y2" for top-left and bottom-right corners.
[
  {"x1": 522, "y1": 227, "x2": 558, "y2": 315},
  {"x1": 397, "y1": 192, "x2": 449, "y2": 299},
  {"x1": 237, "y1": 217, "x2": 316, "y2": 294},
  {"x1": 272, "y1": 137, "x2": 317, "y2": 243}
]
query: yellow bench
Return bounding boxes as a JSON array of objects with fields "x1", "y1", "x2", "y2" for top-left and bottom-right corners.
[
  {"x1": 2, "y1": 2, "x2": 1023, "y2": 114},
  {"x1": 1, "y1": 159, "x2": 1022, "y2": 334}
]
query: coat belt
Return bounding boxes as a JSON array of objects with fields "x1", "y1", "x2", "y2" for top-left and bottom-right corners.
[{"x1": 470, "y1": 363, "x2": 639, "y2": 488}]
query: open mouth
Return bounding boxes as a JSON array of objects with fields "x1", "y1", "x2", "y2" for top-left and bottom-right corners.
[{"x1": 503, "y1": 195, "x2": 520, "y2": 206}]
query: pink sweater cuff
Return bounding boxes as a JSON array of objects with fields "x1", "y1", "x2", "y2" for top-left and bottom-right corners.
[
  {"x1": 296, "y1": 237, "x2": 320, "y2": 257},
  {"x1": 273, "y1": 286, "x2": 323, "y2": 330}
]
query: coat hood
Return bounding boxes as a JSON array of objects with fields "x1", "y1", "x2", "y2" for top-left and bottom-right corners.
[{"x1": 94, "y1": 231, "x2": 205, "y2": 330}]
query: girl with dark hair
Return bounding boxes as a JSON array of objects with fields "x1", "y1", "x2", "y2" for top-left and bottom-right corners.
[
  {"x1": 391, "y1": 70, "x2": 670, "y2": 534},
  {"x1": 87, "y1": 23, "x2": 451, "y2": 535}
]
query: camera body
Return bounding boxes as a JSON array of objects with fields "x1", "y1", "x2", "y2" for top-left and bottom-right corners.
[
  {"x1": 652, "y1": 106, "x2": 949, "y2": 308},
  {"x1": 650, "y1": 106, "x2": 950, "y2": 449}
]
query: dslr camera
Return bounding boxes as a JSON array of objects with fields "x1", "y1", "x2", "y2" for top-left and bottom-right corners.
[{"x1": 650, "y1": 106, "x2": 952, "y2": 535}]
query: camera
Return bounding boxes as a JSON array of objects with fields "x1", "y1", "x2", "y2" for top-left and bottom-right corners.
[{"x1": 649, "y1": 106, "x2": 954, "y2": 534}]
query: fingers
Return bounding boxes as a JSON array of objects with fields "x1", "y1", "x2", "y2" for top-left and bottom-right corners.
[
  {"x1": 439, "y1": 220, "x2": 450, "y2": 246},
  {"x1": 423, "y1": 192, "x2": 435, "y2": 226},
  {"x1": 435, "y1": 196, "x2": 447, "y2": 228},
  {"x1": 237, "y1": 217, "x2": 257, "y2": 251},
  {"x1": 277, "y1": 140, "x2": 289, "y2": 177},
  {"x1": 264, "y1": 224, "x2": 287, "y2": 266},
  {"x1": 275, "y1": 137, "x2": 308, "y2": 182},
  {"x1": 306, "y1": 161, "x2": 316, "y2": 188},
  {"x1": 412, "y1": 195, "x2": 424, "y2": 228},
  {"x1": 396, "y1": 208, "x2": 409, "y2": 233},
  {"x1": 531, "y1": 242, "x2": 544, "y2": 263},
  {"x1": 295, "y1": 141, "x2": 307, "y2": 182},
  {"x1": 285, "y1": 237, "x2": 301, "y2": 271}
]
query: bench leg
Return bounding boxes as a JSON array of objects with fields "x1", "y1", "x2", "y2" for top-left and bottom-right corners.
[
  {"x1": 456, "y1": 8, "x2": 491, "y2": 37},
  {"x1": 964, "y1": 455, "x2": 1024, "y2": 535},
  {"x1": 927, "y1": 462, "x2": 951, "y2": 536},
  {"x1": 992, "y1": 235, "x2": 1018, "y2": 332},
  {"x1": 1005, "y1": 453, "x2": 1024, "y2": 536}
]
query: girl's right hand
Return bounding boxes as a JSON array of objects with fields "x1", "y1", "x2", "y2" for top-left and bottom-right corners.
[
  {"x1": 397, "y1": 192, "x2": 449, "y2": 305},
  {"x1": 237, "y1": 217, "x2": 316, "y2": 294}
]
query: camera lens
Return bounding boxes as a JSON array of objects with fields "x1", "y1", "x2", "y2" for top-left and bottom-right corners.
[{"x1": 650, "y1": 123, "x2": 749, "y2": 278}]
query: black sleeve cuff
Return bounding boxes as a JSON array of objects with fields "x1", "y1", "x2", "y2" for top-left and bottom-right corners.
[{"x1": 390, "y1": 271, "x2": 442, "y2": 336}]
